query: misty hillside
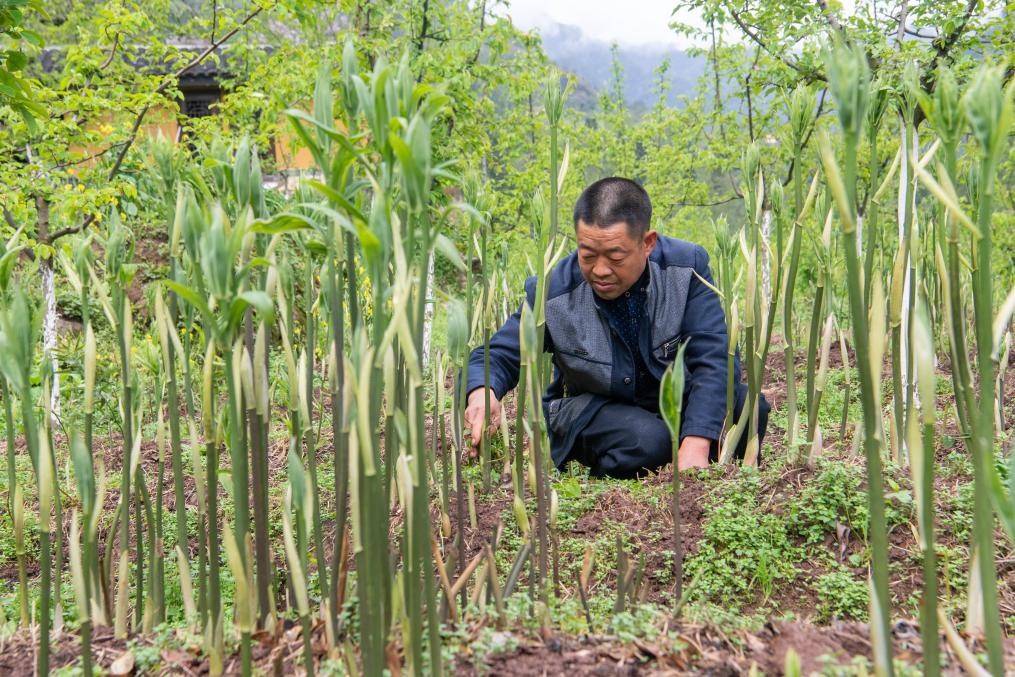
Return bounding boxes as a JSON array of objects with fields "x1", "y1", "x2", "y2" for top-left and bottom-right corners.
[{"x1": 536, "y1": 21, "x2": 707, "y2": 112}]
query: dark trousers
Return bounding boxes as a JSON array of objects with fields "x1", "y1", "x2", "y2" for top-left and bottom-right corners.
[{"x1": 567, "y1": 394, "x2": 770, "y2": 479}]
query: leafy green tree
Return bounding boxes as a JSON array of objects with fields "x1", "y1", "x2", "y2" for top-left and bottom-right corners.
[{"x1": 0, "y1": 0, "x2": 45, "y2": 127}]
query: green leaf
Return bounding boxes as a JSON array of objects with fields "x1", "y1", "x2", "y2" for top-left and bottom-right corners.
[
  {"x1": 304, "y1": 180, "x2": 366, "y2": 223},
  {"x1": 356, "y1": 219, "x2": 382, "y2": 262},
  {"x1": 162, "y1": 279, "x2": 211, "y2": 322},
  {"x1": 228, "y1": 290, "x2": 274, "y2": 332},
  {"x1": 286, "y1": 108, "x2": 364, "y2": 157},
  {"x1": 433, "y1": 233, "x2": 465, "y2": 272},
  {"x1": 989, "y1": 461, "x2": 1015, "y2": 545},
  {"x1": 20, "y1": 30, "x2": 42, "y2": 48},
  {"x1": 250, "y1": 213, "x2": 316, "y2": 235},
  {"x1": 658, "y1": 341, "x2": 689, "y2": 439},
  {"x1": 304, "y1": 203, "x2": 361, "y2": 241},
  {"x1": 5, "y1": 50, "x2": 27, "y2": 72},
  {"x1": 285, "y1": 112, "x2": 327, "y2": 171},
  {"x1": 70, "y1": 435, "x2": 95, "y2": 514},
  {"x1": 446, "y1": 298, "x2": 468, "y2": 360}
]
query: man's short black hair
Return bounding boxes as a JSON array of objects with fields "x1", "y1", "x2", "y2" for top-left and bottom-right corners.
[{"x1": 573, "y1": 177, "x2": 652, "y2": 237}]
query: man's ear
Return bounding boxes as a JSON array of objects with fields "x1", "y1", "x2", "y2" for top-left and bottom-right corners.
[{"x1": 643, "y1": 230, "x2": 658, "y2": 255}]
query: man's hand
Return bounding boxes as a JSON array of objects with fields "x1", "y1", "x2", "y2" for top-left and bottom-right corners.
[
  {"x1": 464, "y1": 388, "x2": 502, "y2": 458},
  {"x1": 677, "y1": 435, "x2": 711, "y2": 471}
]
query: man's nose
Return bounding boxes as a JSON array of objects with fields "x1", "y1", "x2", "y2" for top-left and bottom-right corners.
[{"x1": 592, "y1": 259, "x2": 612, "y2": 278}]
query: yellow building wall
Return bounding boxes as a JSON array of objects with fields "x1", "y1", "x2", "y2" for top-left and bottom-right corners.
[{"x1": 71, "y1": 106, "x2": 318, "y2": 173}]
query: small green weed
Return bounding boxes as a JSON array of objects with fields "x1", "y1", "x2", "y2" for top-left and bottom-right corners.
[
  {"x1": 787, "y1": 460, "x2": 868, "y2": 544},
  {"x1": 685, "y1": 473, "x2": 800, "y2": 606},
  {"x1": 815, "y1": 567, "x2": 868, "y2": 622}
]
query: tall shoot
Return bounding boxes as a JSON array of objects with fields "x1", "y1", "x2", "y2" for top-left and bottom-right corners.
[{"x1": 819, "y1": 40, "x2": 894, "y2": 676}]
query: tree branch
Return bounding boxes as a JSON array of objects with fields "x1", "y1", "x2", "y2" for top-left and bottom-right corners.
[
  {"x1": 903, "y1": 26, "x2": 939, "y2": 40},
  {"x1": 895, "y1": 0, "x2": 908, "y2": 46},
  {"x1": 47, "y1": 3, "x2": 269, "y2": 245},
  {"x1": 2, "y1": 205, "x2": 17, "y2": 230},
  {"x1": 914, "y1": 0, "x2": 978, "y2": 126},
  {"x1": 99, "y1": 30, "x2": 120, "y2": 70},
  {"x1": 814, "y1": 0, "x2": 844, "y2": 34},
  {"x1": 723, "y1": 2, "x2": 826, "y2": 82},
  {"x1": 674, "y1": 193, "x2": 743, "y2": 208},
  {"x1": 47, "y1": 217, "x2": 94, "y2": 244},
  {"x1": 47, "y1": 142, "x2": 127, "y2": 172}
]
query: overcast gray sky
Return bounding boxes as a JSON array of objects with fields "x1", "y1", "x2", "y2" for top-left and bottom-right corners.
[{"x1": 497, "y1": 0, "x2": 703, "y2": 49}]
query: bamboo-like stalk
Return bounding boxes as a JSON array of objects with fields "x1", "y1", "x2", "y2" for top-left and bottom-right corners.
[
  {"x1": 731, "y1": 142, "x2": 773, "y2": 465},
  {"x1": 911, "y1": 298, "x2": 940, "y2": 676},
  {"x1": 38, "y1": 432, "x2": 53, "y2": 676},
  {"x1": 806, "y1": 314, "x2": 836, "y2": 463},
  {"x1": 0, "y1": 239, "x2": 18, "y2": 517},
  {"x1": 890, "y1": 73, "x2": 920, "y2": 465},
  {"x1": 201, "y1": 340, "x2": 223, "y2": 672},
  {"x1": 300, "y1": 249, "x2": 332, "y2": 641},
  {"x1": 518, "y1": 71, "x2": 571, "y2": 601},
  {"x1": 820, "y1": 40, "x2": 894, "y2": 676},
  {"x1": 959, "y1": 66, "x2": 1010, "y2": 675},
  {"x1": 164, "y1": 204, "x2": 193, "y2": 617},
  {"x1": 863, "y1": 81, "x2": 891, "y2": 307},
  {"x1": 479, "y1": 210, "x2": 493, "y2": 492},
  {"x1": 520, "y1": 301, "x2": 549, "y2": 600},
  {"x1": 613, "y1": 534, "x2": 628, "y2": 615},
  {"x1": 284, "y1": 451, "x2": 316, "y2": 676},
  {"x1": 804, "y1": 207, "x2": 833, "y2": 441},
  {"x1": 2, "y1": 378, "x2": 15, "y2": 513},
  {"x1": 781, "y1": 84, "x2": 815, "y2": 451},
  {"x1": 712, "y1": 216, "x2": 740, "y2": 437},
  {"x1": 448, "y1": 298, "x2": 470, "y2": 613},
  {"x1": 13, "y1": 483, "x2": 28, "y2": 627},
  {"x1": 100, "y1": 216, "x2": 140, "y2": 638}
]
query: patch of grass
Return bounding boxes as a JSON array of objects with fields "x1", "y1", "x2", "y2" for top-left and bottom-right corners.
[
  {"x1": 787, "y1": 460, "x2": 869, "y2": 545},
  {"x1": 786, "y1": 459, "x2": 912, "y2": 551},
  {"x1": 685, "y1": 471, "x2": 800, "y2": 606},
  {"x1": 609, "y1": 603, "x2": 666, "y2": 641},
  {"x1": 940, "y1": 481, "x2": 974, "y2": 543},
  {"x1": 815, "y1": 367, "x2": 862, "y2": 439},
  {"x1": 815, "y1": 566, "x2": 868, "y2": 622},
  {"x1": 682, "y1": 600, "x2": 767, "y2": 637}
]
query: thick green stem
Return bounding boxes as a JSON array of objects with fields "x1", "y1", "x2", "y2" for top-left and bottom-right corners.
[
  {"x1": 327, "y1": 253, "x2": 348, "y2": 632},
  {"x1": 840, "y1": 136, "x2": 894, "y2": 675},
  {"x1": 918, "y1": 413, "x2": 940, "y2": 677},
  {"x1": 223, "y1": 345, "x2": 250, "y2": 567},
  {"x1": 302, "y1": 262, "x2": 330, "y2": 630},
  {"x1": 970, "y1": 157, "x2": 1004, "y2": 675},
  {"x1": 2, "y1": 380, "x2": 15, "y2": 512},
  {"x1": 38, "y1": 526, "x2": 51, "y2": 676},
  {"x1": 804, "y1": 281, "x2": 825, "y2": 433}
]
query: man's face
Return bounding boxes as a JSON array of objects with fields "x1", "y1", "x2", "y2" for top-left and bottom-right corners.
[{"x1": 575, "y1": 220, "x2": 657, "y2": 300}]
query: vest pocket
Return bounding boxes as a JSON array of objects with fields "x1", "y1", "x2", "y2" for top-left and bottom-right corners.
[
  {"x1": 553, "y1": 350, "x2": 612, "y2": 397},
  {"x1": 656, "y1": 335, "x2": 682, "y2": 360},
  {"x1": 555, "y1": 347, "x2": 611, "y2": 365}
]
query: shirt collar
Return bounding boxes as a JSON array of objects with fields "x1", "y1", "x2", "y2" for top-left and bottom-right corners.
[{"x1": 597, "y1": 263, "x2": 651, "y2": 309}]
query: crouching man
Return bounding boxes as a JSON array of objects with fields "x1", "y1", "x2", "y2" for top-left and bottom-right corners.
[{"x1": 464, "y1": 177, "x2": 769, "y2": 479}]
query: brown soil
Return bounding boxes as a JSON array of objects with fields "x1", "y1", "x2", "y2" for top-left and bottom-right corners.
[
  {"x1": 0, "y1": 617, "x2": 333, "y2": 676},
  {"x1": 455, "y1": 619, "x2": 1015, "y2": 675},
  {"x1": 575, "y1": 471, "x2": 709, "y2": 603},
  {"x1": 0, "y1": 625, "x2": 130, "y2": 675},
  {"x1": 4, "y1": 335, "x2": 1015, "y2": 674}
]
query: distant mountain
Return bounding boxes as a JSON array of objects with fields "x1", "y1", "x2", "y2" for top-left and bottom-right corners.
[{"x1": 535, "y1": 22, "x2": 706, "y2": 111}]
